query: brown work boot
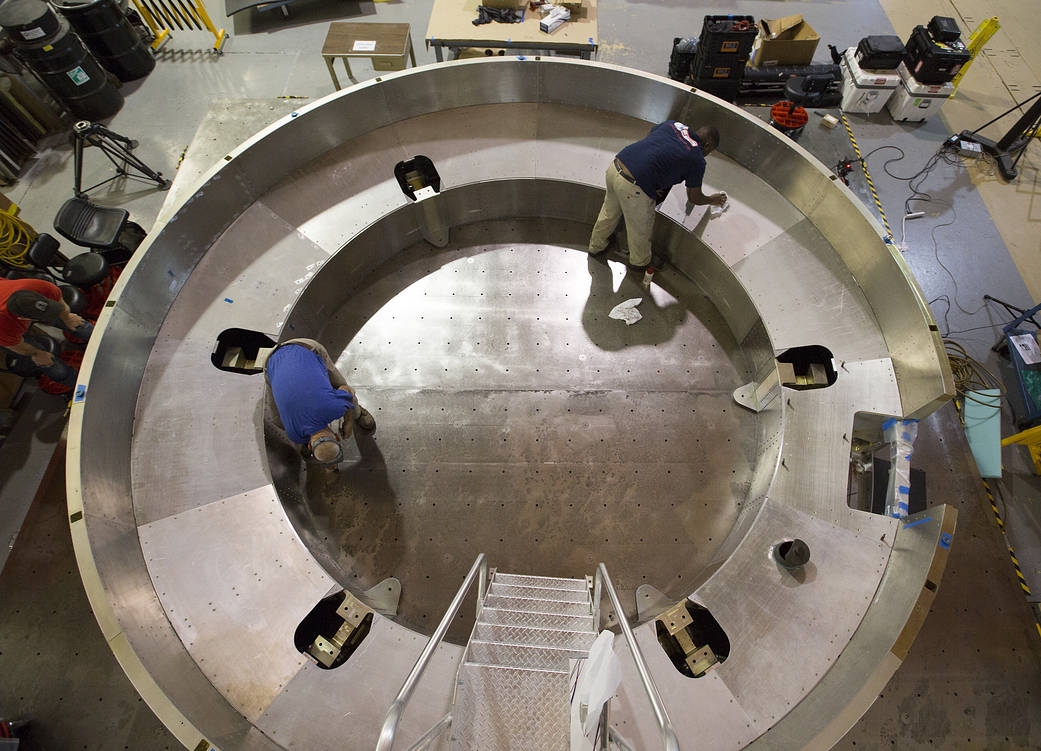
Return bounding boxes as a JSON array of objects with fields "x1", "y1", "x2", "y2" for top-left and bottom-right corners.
[{"x1": 356, "y1": 407, "x2": 376, "y2": 433}]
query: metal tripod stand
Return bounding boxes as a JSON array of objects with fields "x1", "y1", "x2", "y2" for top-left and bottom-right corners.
[
  {"x1": 958, "y1": 90, "x2": 1041, "y2": 181},
  {"x1": 72, "y1": 120, "x2": 171, "y2": 198}
]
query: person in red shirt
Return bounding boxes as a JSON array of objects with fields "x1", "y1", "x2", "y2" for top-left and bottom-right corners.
[{"x1": 0, "y1": 278, "x2": 93, "y2": 387}]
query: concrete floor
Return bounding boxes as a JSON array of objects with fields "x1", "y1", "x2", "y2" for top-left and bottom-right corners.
[{"x1": 1, "y1": 0, "x2": 1040, "y2": 748}]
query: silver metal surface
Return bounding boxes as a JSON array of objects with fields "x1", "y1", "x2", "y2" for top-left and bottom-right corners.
[
  {"x1": 597, "y1": 563, "x2": 680, "y2": 751},
  {"x1": 377, "y1": 554, "x2": 488, "y2": 751},
  {"x1": 66, "y1": 58, "x2": 955, "y2": 751}
]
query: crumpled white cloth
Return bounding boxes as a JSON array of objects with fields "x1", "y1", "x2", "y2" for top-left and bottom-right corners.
[
  {"x1": 709, "y1": 198, "x2": 730, "y2": 218},
  {"x1": 608, "y1": 297, "x2": 643, "y2": 325},
  {"x1": 570, "y1": 630, "x2": 623, "y2": 747}
]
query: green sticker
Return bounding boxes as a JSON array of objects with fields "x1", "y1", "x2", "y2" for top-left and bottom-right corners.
[{"x1": 67, "y1": 66, "x2": 90, "y2": 86}]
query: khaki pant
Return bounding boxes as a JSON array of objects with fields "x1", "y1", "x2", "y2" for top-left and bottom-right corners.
[
  {"x1": 267, "y1": 338, "x2": 362, "y2": 440},
  {"x1": 588, "y1": 163, "x2": 656, "y2": 267}
]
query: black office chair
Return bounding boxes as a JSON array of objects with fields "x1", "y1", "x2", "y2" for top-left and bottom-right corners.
[
  {"x1": 53, "y1": 197, "x2": 146, "y2": 265},
  {"x1": 26, "y1": 233, "x2": 108, "y2": 297}
]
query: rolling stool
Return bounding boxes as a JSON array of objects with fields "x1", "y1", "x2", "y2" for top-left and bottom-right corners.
[
  {"x1": 784, "y1": 73, "x2": 834, "y2": 109},
  {"x1": 54, "y1": 196, "x2": 146, "y2": 266}
]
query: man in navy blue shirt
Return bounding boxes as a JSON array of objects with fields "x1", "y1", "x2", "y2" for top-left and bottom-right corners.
[
  {"x1": 265, "y1": 338, "x2": 375, "y2": 465},
  {"x1": 589, "y1": 121, "x2": 727, "y2": 269}
]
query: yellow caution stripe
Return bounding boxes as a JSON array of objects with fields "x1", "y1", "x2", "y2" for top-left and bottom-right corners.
[
  {"x1": 953, "y1": 400, "x2": 1039, "y2": 638},
  {"x1": 840, "y1": 113, "x2": 894, "y2": 242}
]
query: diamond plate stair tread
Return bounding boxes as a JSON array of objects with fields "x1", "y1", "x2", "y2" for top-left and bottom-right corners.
[
  {"x1": 452, "y1": 663, "x2": 572, "y2": 750},
  {"x1": 474, "y1": 623, "x2": 597, "y2": 650},
  {"x1": 489, "y1": 582, "x2": 590, "y2": 603},
  {"x1": 479, "y1": 607, "x2": 595, "y2": 630},
  {"x1": 494, "y1": 572, "x2": 588, "y2": 591},
  {"x1": 467, "y1": 640, "x2": 589, "y2": 670},
  {"x1": 483, "y1": 594, "x2": 590, "y2": 615}
]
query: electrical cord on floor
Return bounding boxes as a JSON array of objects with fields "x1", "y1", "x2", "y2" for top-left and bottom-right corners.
[
  {"x1": 0, "y1": 210, "x2": 36, "y2": 269},
  {"x1": 858, "y1": 141, "x2": 1005, "y2": 322},
  {"x1": 944, "y1": 338, "x2": 1005, "y2": 408}
]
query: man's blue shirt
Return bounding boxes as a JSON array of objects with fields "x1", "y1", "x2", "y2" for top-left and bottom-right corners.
[
  {"x1": 617, "y1": 120, "x2": 707, "y2": 202},
  {"x1": 267, "y1": 344, "x2": 351, "y2": 444}
]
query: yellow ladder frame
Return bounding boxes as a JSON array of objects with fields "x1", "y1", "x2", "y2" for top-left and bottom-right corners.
[{"x1": 951, "y1": 16, "x2": 1000, "y2": 90}]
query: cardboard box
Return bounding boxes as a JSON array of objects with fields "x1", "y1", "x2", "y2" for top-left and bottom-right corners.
[
  {"x1": 482, "y1": 0, "x2": 527, "y2": 9},
  {"x1": 752, "y1": 14, "x2": 820, "y2": 67}
]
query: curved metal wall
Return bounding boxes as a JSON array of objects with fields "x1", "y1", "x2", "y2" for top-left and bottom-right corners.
[{"x1": 67, "y1": 58, "x2": 954, "y2": 750}]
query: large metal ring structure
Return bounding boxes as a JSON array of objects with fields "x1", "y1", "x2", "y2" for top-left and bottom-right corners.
[{"x1": 68, "y1": 59, "x2": 956, "y2": 751}]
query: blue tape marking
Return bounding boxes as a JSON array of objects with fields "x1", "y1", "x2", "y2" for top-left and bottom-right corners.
[
  {"x1": 74, "y1": 384, "x2": 86, "y2": 403},
  {"x1": 881, "y1": 417, "x2": 896, "y2": 431},
  {"x1": 898, "y1": 486, "x2": 910, "y2": 495},
  {"x1": 940, "y1": 532, "x2": 952, "y2": 549},
  {"x1": 589, "y1": 37, "x2": 594, "y2": 44},
  {"x1": 890, "y1": 512, "x2": 903, "y2": 518},
  {"x1": 897, "y1": 501, "x2": 909, "y2": 509},
  {"x1": 224, "y1": 298, "x2": 233, "y2": 303},
  {"x1": 901, "y1": 431, "x2": 911, "y2": 441},
  {"x1": 903, "y1": 516, "x2": 931, "y2": 529},
  {"x1": 905, "y1": 454, "x2": 912, "y2": 460}
]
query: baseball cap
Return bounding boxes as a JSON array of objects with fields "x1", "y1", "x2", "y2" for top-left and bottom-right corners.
[{"x1": 6, "y1": 290, "x2": 64, "y2": 324}]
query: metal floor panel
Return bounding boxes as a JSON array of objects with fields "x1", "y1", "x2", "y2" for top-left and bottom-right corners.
[{"x1": 281, "y1": 223, "x2": 758, "y2": 642}]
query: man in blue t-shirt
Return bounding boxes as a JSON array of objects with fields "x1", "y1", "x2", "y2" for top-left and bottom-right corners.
[
  {"x1": 265, "y1": 338, "x2": 376, "y2": 465},
  {"x1": 588, "y1": 121, "x2": 727, "y2": 269}
]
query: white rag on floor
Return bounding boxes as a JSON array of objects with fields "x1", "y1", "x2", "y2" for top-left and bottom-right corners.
[{"x1": 608, "y1": 298, "x2": 643, "y2": 325}]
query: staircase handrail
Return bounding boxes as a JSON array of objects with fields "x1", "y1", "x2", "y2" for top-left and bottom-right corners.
[
  {"x1": 595, "y1": 562, "x2": 680, "y2": 751},
  {"x1": 375, "y1": 553, "x2": 489, "y2": 751}
]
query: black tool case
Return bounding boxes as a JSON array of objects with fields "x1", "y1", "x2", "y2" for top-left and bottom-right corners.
[
  {"x1": 855, "y1": 35, "x2": 904, "y2": 69},
  {"x1": 903, "y1": 25, "x2": 970, "y2": 84},
  {"x1": 927, "y1": 15, "x2": 962, "y2": 43}
]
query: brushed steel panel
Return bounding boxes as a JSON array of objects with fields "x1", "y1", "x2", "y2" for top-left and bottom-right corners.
[
  {"x1": 745, "y1": 507, "x2": 957, "y2": 750},
  {"x1": 697, "y1": 498, "x2": 890, "y2": 726},
  {"x1": 732, "y1": 218, "x2": 888, "y2": 362},
  {"x1": 255, "y1": 619, "x2": 461, "y2": 750},
  {"x1": 138, "y1": 486, "x2": 336, "y2": 723},
  {"x1": 78, "y1": 513, "x2": 267, "y2": 748},
  {"x1": 770, "y1": 358, "x2": 903, "y2": 530},
  {"x1": 610, "y1": 629, "x2": 760, "y2": 750}
]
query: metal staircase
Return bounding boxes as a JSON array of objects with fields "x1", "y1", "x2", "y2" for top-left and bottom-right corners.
[
  {"x1": 376, "y1": 556, "x2": 679, "y2": 751},
  {"x1": 451, "y1": 572, "x2": 598, "y2": 750}
]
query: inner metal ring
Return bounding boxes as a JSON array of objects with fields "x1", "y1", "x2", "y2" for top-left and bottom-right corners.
[{"x1": 270, "y1": 217, "x2": 759, "y2": 641}]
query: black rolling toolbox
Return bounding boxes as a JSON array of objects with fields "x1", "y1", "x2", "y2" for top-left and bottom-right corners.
[
  {"x1": 903, "y1": 25, "x2": 970, "y2": 84},
  {"x1": 693, "y1": 77, "x2": 741, "y2": 103},
  {"x1": 855, "y1": 35, "x2": 904, "y2": 70},
  {"x1": 927, "y1": 15, "x2": 961, "y2": 43},
  {"x1": 669, "y1": 37, "x2": 698, "y2": 82},
  {"x1": 698, "y1": 15, "x2": 757, "y2": 57},
  {"x1": 692, "y1": 49, "x2": 747, "y2": 80}
]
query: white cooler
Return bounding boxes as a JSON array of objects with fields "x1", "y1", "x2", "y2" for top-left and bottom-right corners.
[
  {"x1": 886, "y1": 62, "x2": 955, "y2": 122},
  {"x1": 840, "y1": 47, "x2": 899, "y2": 114}
]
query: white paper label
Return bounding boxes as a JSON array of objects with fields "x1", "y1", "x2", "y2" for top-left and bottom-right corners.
[
  {"x1": 352, "y1": 40, "x2": 376, "y2": 52},
  {"x1": 21, "y1": 27, "x2": 46, "y2": 40},
  {"x1": 1010, "y1": 333, "x2": 1041, "y2": 366}
]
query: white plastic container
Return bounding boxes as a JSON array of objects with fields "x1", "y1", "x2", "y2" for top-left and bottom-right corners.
[
  {"x1": 886, "y1": 61, "x2": 954, "y2": 122},
  {"x1": 840, "y1": 47, "x2": 899, "y2": 114}
]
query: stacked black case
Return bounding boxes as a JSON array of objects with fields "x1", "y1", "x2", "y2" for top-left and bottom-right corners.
[
  {"x1": 855, "y1": 35, "x2": 904, "y2": 70},
  {"x1": 903, "y1": 24, "x2": 970, "y2": 84}
]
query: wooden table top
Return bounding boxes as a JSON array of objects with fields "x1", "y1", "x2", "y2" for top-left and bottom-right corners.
[
  {"x1": 425, "y1": 0, "x2": 598, "y2": 48},
  {"x1": 322, "y1": 22, "x2": 412, "y2": 57}
]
